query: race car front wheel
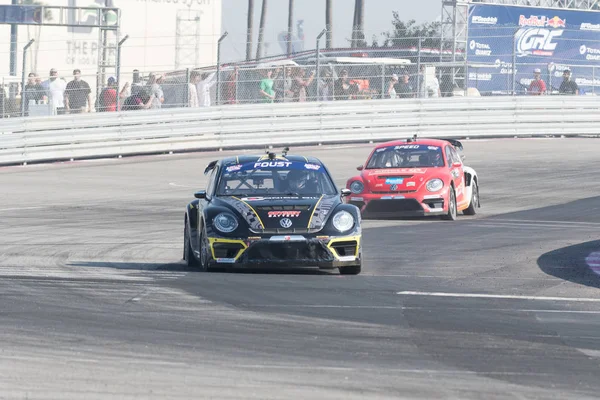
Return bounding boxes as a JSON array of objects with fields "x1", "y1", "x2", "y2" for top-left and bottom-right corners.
[
  {"x1": 184, "y1": 224, "x2": 200, "y2": 267},
  {"x1": 442, "y1": 187, "x2": 457, "y2": 221},
  {"x1": 199, "y1": 229, "x2": 213, "y2": 272}
]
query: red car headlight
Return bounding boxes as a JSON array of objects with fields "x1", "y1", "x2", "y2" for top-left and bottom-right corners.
[{"x1": 350, "y1": 181, "x2": 364, "y2": 194}]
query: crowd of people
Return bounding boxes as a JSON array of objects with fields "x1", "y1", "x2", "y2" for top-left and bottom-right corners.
[{"x1": 10, "y1": 63, "x2": 584, "y2": 117}]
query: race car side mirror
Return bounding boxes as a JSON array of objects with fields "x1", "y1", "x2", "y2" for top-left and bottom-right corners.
[
  {"x1": 452, "y1": 162, "x2": 462, "y2": 168},
  {"x1": 194, "y1": 190, "x2": 207, "y2": 199},
  {"x1": 340, "y1": 188, "x2": 351, "y2": 197},
  {"x1": 356, "y1": 165, "x2": 364, "y2": 171}
]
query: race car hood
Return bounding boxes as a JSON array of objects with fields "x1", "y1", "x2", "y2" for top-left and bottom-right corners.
[
  {"x1": 361, "y1": 167, "x2": 441, "y2": 192},
  {"x1": 217, "y1": 194, "x2": 340, "y2": 231}
]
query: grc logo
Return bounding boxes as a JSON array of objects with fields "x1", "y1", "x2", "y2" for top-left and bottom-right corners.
[
  {"x1": 516, "y1": 28, "x2": 563, "y2": 57},
  {"x1": 519, "y1": 15, "x2": 566, "y2": 29}
]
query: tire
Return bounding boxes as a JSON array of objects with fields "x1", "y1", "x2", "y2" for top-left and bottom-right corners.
[
  {"x1": 463, "y1": 179, "x2": 479, "y2": 216},
  {"x1": 199, "y1": 228, "x2": 214, "y2": 272},
  {"x1": 183, "y1": 224, "x2": 200, "y2": 267},
  {"x1": 441, "y1": 186, "x2": 457, "y2": 221},
  {"x1": 339, "y1": 265, "x2": 361, "y2": 275}
]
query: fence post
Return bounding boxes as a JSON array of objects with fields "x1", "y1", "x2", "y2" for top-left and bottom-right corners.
[
  {"x1": 381, "y1": 64, "x2": 385, "y2": 99},
  {"x1": 315, "y1": 28, "x2": 326, "y2": 101},
  {"x1": 512, "y1": 29, "x2": 518, "y2": 96},
  {"x1": 416, "y1": 37, "x2": 422, "y2": 98},
  {"x1": 20, "y1": 39, "x2": 35, "y2": 117},
  {"x1": 185, "y1": 68, "x2": 190, "y2": 107},
  {"x1": 216, "y1": 31, "x2": 228, "y2": 106},
  {"x1": 116, "y1": 34, "x2": 129, "y2": 112}
]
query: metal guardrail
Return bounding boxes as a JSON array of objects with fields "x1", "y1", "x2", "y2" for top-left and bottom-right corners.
[{"x1": 1, "y1": 96, "x2": 599, "y2": 166}]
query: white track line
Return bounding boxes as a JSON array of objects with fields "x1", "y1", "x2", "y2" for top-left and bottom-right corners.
[{"x1": 397, "y1": 291, "x2": 600, "y2": 302}]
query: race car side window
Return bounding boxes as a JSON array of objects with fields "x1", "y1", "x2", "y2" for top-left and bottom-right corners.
[
  {"x1": 448, "y1": 147, "x2": 462, "y2": 165},
  {"x1": 445, "y1": 146, "x2": 453, "y2": 167},
  {"x1": 206, "y1": 166, "x2": 218, "y2": 197}
]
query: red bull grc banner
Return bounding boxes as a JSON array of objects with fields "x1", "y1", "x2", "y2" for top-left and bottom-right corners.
[{"x1": 467, "y1": 4, "x2": 600, "y2": 94}]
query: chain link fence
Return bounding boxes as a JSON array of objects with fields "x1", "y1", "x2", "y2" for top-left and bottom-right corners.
[{"x1": 3, "y1": 31, "x2": 600, "y2": 120}]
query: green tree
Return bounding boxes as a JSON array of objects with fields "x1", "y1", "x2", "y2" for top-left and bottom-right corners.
[{"x1": 374, "y1": 12, "x2": 441, "y2": 49}]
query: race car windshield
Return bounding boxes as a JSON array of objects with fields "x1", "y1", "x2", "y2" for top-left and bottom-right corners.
[
  {"x1": 216, "y1": 160, "x2": 337, "y2": 197},
  {"x1": 366, "y1": 144, "x2": 445, "y2": 168}
]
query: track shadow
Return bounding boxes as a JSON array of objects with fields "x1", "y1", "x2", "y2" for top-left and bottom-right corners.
[
  {"x1": 68, "y1": 260, "x2": 336, "y2": 275},
  {"x1": 537, "y1": 240, "x2": 600, "y2": 289},
  {"x1": 68, "y1": 261, "x2": 193, "y2": 272},
  {"x1": 485, "y1": 195, "x2": 600, "y2": 224}
]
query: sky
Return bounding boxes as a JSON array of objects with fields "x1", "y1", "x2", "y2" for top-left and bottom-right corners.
[{"x1": 220, "y1": 0, "x2": 442, "y2": 63}]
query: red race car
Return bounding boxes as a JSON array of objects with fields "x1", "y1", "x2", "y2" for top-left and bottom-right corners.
[{"x1": 344, "y1": 137, "x2": 480, "y2": 220}]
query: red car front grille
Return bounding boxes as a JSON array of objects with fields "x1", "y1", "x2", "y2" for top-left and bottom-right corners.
[{"x1": 371, "y1": 190, "x2": 417, "y2": 194}]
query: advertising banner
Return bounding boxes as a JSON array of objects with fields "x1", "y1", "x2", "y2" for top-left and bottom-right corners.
[{"x1": 467, "y1": 4, "x2": 600, "y2": 94}]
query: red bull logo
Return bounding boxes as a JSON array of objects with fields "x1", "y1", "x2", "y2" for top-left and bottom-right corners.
[
  {"x1": 519, "y1": 14, "x2": 566, "y2": 29},
  {"x1": 547, "y1": 16, "x2": 566, "y2": 28}
]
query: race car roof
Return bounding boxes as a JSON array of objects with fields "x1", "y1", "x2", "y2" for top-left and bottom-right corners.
[
  {"x1": 220, "y1": 154, "x2": 323, "y2": 166},
  {"x1": 375, "y1": 138, "x2": 460, "y2": 149}
]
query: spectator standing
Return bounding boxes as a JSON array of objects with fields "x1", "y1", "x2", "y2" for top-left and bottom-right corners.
[
  {"x1": 42, "y1": 68, "x2": 67, "y2": 115},
  {"x1": 97, "y1": 77, "x2": 118, "y2": 112},
  {"x1": 291, "y1": 68, "x2": 315, "y2": 102},
  {"x1": 275, "y1": 66, "x2": 294, "y2": 102},
  {"x1": 559, "y1": 69, "x2": 579, "y2": 95},
  {"x1": 259, "y1": 69, "x2": 275, "y2": 103},
  {"x1": 22, "y1": 72, "x2": 45, "y2": 116},
  {"x1": 397, "y1": 74, "x2": 415, "y2": 98},
  {"x1": 197, "y1": 72, "x2": 217, "y2": 107},
  {"x1": 334, "y1": 69, "x2": 354, "y2": 100},
  {"x1": 419, "y1": 65, "x2": 440, "y2": 98},
  {"x1": 387, "y1": 74, "x2": 399, "y2": 99},
  {"x1": 528, "y1": 68, "x2": 546, "y2": 95},
  {"x1": 318, "y1": 69, "x2": 334, "y2": 101},
  {"x1": 188, "y1": 71, "x2": 200, "y2": 107},
  {"x1": 65, "y1": 69, "x2": 92, "y2": 113},
  {"x1": 147, "y1": 73, "x2": 164, "y2": 109},
  {"x1": 224, "y1": 67, "x2": 239, "y2": 104}
]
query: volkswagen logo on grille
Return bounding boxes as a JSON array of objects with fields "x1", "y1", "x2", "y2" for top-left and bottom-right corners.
[
  {"x1": 280, "y1": 218, "x2": 293, "y2": 228},
  {"x1": 390, "y1": 184, "x2": 398, "y2": 191}
]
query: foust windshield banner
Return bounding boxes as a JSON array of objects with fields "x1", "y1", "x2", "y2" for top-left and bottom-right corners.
[
  {"x1": 224, "y1": 161, "x2": 324, "y2": 173},
  {"x1": 467, "y1": 4, "x2": 600, "y2": 94}
]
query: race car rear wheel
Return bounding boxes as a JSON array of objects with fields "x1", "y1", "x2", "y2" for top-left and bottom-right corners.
[
  {"x1": 442, "y1": 187, "x2": 457, "y2": 221},
  {"x1": 463, "y1": 179, "x2": 479, "y2": 215},
  {"x1": 184, "y1": 224, "x2": 200, "y2": 267},
  {"x1": 339, "y1": 265, "x2": 361, "y2": 275}
]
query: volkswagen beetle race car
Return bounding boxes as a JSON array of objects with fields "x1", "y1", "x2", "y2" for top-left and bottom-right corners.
[
  {"x1": 344, "y1": 137, "x2": 480, "y2": 220},
  {"x1": 183, "y1": 150, "x2": 362, "y2": 274}
]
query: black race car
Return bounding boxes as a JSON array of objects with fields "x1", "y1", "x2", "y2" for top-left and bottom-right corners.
[{"x1": 183, "y1": 150, "x2": 362, "y2": 274}]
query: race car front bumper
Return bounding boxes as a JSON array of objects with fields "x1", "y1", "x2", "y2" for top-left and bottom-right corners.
[
  {"x1": 206, "y1": 235, "x2": 361, "y2": 269},
  {"x1": 347, "y1": 189, "x2": 449, "y2": 217}
]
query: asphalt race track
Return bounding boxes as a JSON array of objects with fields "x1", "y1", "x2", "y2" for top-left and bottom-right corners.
[{"x1": 1, "y1": 138, "x2": 600, "y2": 399}]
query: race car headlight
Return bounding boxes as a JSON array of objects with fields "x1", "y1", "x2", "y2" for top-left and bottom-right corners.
[
  {"x1": 213, "y1": 212, "x2": 238, "y2": 233},
  {"x1": 332, "y1": 210, "x2": 355, "y2": 232},
  {"x1": 350, "y1": 181, "x2": 364, "y2": 194},
  {"x1": 426, "y1": 179, "x2": 444, "y2": 192}
]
